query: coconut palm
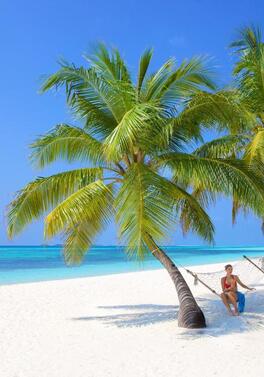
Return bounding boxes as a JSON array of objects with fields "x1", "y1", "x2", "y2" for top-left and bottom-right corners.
[
  {"x1": 230, "y1": 26, "x2": 264, "y2": 164},
  {"x1": 7, "y1": 45, "x2": 264, "y2": 328},
  {"x1": 230, "y1": 26, "x2": 264, "y2": 228},
  {"x1": 193, "y1": 26, "x2": 264, "y2": 225}
]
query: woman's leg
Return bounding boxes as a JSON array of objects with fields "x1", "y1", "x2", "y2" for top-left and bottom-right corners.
[
  {"x1": 226, "y1": 291, "x2": 239, "y2": 315},
  {"x1": 220, "y1": 293, "x2": 233, "y2": 315}
]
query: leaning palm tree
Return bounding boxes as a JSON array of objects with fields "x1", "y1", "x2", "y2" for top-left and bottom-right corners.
[{"x1": 7, "y1": 45, "x2": 264, "y2": 328}]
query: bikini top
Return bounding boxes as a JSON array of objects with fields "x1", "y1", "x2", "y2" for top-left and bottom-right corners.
[{"x1": 224, "y1": 275, "x2": 237, "y2": 289}]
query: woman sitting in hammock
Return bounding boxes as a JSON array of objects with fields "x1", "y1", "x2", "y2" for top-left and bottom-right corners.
[{"x1": 221, "y1": 264, "x2": 255, "y2": 316}]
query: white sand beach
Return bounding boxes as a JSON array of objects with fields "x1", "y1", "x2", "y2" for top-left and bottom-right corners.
[{"x1": 1, "y1": 262, "x2": 264, "y2": 377}]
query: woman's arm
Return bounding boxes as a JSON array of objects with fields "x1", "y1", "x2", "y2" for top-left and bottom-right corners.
[
  {"x1": 221, "y1": 277, "x2": 226, "y2": 292},
  {"x1": 235, "y1": 275, "x2": 255, "y2": 290}
]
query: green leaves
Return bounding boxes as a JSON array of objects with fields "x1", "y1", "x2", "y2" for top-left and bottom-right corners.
[
  {"x1": 194, "y1": 134, "x2": 251, "y2": 158},
  {"x1": 230, "y1": 26, "x2": 262, "y2": 54},
  {"x1": 84, "y1": 43, "x2": 132, "y2": 83},
  {"x1": 144, "y1": 56, "x2": 216, "y2": 104},
  {"x1": 244, "y1": 128, "x2": 264, "y2": 164},
  {"x1": 136, "y1": 48, "x2": 153, "y2": 95},
  {"x1": 41, "y1": 63, "x2": 135, "y2": 124},
  {"x1": 179, "y1": 90, "x2": 255, "y2": 134},
  {"x1": 7, "y1": 168, "x2": 103, "y2": 238},
  {"x1": 227, "y1": 26, "x2": 264, "y2": 230},
  {"x1": 45, "y1": 180, "x2": 114, "y2": 264},
  {"x1": 115, "y1": 163, "x2": 173, "y2": 258},
  {"x1": 231, "y1": 26, "x2": 264, "y2": 117},
  {"x1": 103, "y1": 102, "x2": 163, "y2": 160},
  {"x1": 62, "y1": 221, "x2": 99, "y2": 265},
  {"x1": 30, "y1": 124, "x2": 104, "y2": 167},
  {"x1": 158, "y1": 153, "x2": 264, "y2": 217},
  {"x1": 115, "y1": 163, "x2": 214, "y2": 258},
  {"x1": 44, "y1": 180, "x2": 112, "y2": 237}
]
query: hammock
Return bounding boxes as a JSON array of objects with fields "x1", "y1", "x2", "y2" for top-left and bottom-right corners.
[{"x1": 185, "y1": 255, "x2": 264, "y2": 297}]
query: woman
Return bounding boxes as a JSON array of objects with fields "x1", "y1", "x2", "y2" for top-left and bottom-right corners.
[{"x1": 220, "y1": 264, "x2": 255, "y2": 316}]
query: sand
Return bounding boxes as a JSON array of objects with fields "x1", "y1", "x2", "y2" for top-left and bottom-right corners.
[{"x1": 1, "y1": 262, "x2": 264, "y2": 377}]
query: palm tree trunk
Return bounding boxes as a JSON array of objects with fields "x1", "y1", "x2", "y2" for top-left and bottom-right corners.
[{"x1": 144, "y1": 235, "x2": 206, "y2": 328}]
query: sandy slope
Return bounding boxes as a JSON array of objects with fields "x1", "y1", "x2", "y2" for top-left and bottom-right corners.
[{"x1": 1, "y1": 263, "x2": 264, "y2": 377}]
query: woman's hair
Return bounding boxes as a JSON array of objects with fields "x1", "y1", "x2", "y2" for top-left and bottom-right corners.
[{"x1": 225, "y1": 264, "x2": 233, "y2": 270}]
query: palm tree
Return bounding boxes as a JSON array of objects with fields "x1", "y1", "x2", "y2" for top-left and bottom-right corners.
[
  {"x1": 230, "y1": 26, "x2": 264, "y2": 180},
  {"x1": 192, "y1": 26, "x2": 264, "y2": 225},
  {"x1": 230, "y1": 26, "x2": 264, "y2": 229},
  {"x1": 7, "y1": 45, "x2": 264, "y2": 328}
]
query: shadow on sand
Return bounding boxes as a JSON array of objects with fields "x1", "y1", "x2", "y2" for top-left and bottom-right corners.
[
  {"x1": 72, "y1": 304, "x2": 178, "y2": 327},
  {"x1": 72, "y1": 287, "x2": 264, "y2": 337}
]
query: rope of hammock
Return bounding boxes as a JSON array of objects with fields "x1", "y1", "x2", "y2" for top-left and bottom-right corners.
[
  {"x1": 167, "y1": 254, "x2": 223, "y2": 297},
  {"x1": 243, "y1": 255, "x2": 264, "y2": 274},
  {"x1": 181, "y1": 255, "x2": 264, "y2": 298},
  {"x1": 185, "y1": 268, "x2": 221, "y2": 297}
]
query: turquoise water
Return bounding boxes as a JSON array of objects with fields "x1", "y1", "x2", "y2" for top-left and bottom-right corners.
[{"x1": 0, "y1": 245, "x2": 263, "y2": 285}]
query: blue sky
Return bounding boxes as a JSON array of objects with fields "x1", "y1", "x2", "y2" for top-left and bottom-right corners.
[{"x1": 1, "y1": 0, "x2": 264, "y2": 246}]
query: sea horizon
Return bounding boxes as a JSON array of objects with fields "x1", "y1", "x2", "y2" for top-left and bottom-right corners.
[{"x1": 1, "y1": 243, "x2": 264, "y2": 248}]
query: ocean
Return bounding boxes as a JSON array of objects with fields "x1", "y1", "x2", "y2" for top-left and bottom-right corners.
[{"x1": 0, "y1": 245, "x2": 263, "y2": 285}]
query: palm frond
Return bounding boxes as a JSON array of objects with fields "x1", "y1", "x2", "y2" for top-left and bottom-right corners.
[
  {"x1": 232, "y1": 198, "x2": 240, "y2": 225},
  {"x1": 244, "y1": 128, "x2": 264, "y2": 164},
  {"x1": 158, "y1": 56, "x2": 217, "y2": 103},
  {"x1": 54, "y1": 181, "x2": 114, "y2": 265},
  {"x1": 230, "y1": 25, "x2": 262, "y2": 53},
  {"x1": 30, "y1": 124, "x2": 104, "y2": 168},
  {"x1": 70, "y1": 95, "x2": 117, "y2": 138},
  {"x1": 7, "y1": 168, "x2": 103, "y2": 238},
  {"x1": 149, "y1": 91, "x2": 253, "y2": 156},
  {"x1": 136, "y1": 48, "x2": 153, "y2": 95},
  {"x1": 115, "y1": 163, "x2": 175, "y2": 258},
  {"x1": 179, "y1": 186, "x2": 217, "y2": 236},
  {"x1": 84, "y1": 43, "x2": 132, "y2": 83},
  {"x1": 84, "y1": 46, "x2": 137, "y2": 115},
  {"x1": 179, "y1": 90, "x2": 255, "y2": 133},
  {"x1": 63, "y1": 221, "x2": 96, "y2": 265},
  {"x1": 115, "y1": 163, "x2": 214, "y2": 259},
  {"x1": 146, "y1": 119, "x2": 190, "y2": 154},
  {"x1": 45, "y1": 180, "x2": 114, "y2": 239},
  {"x1": 143, "y1": 58, "x2": 175, "y2": 100},
  {"x1": 194, "y1": 134, "x2": 251, "y2": 158},
  {"x1": 230, "y1": 26, "x2": 264, "y2": 117},
  {"x1": 157, "y1": 153, "x2": 264, "y2": 217},
  {"x1": 158, "y1": 176, "x2": 215, "y2": 243},
  {"x1": 103, "y1": 102, "x2": 163, "y2": 161},
  {"x1": 41, "y1": 65, "x2": 129, "y2": 122}
]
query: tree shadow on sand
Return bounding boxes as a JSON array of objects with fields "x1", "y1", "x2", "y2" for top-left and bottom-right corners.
[
  {"x1": 72, "y1": 304, "x2": 178, "y2": 327},
  {"x1": 72, "y1": 289, "x2": 264, "y2": 337}
]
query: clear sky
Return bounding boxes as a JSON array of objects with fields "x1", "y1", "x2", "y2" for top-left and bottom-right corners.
[{"x1": 1, "y1": 0, "x2": 264, "y2": 246}]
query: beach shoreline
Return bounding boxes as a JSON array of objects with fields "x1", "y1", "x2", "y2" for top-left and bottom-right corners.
[
  {"x1": 0, "y1": 258, "x2": 245, "y2": 287},
  {"x1": 1, "y1": 261, "x2": 264, "y2": 376}
]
